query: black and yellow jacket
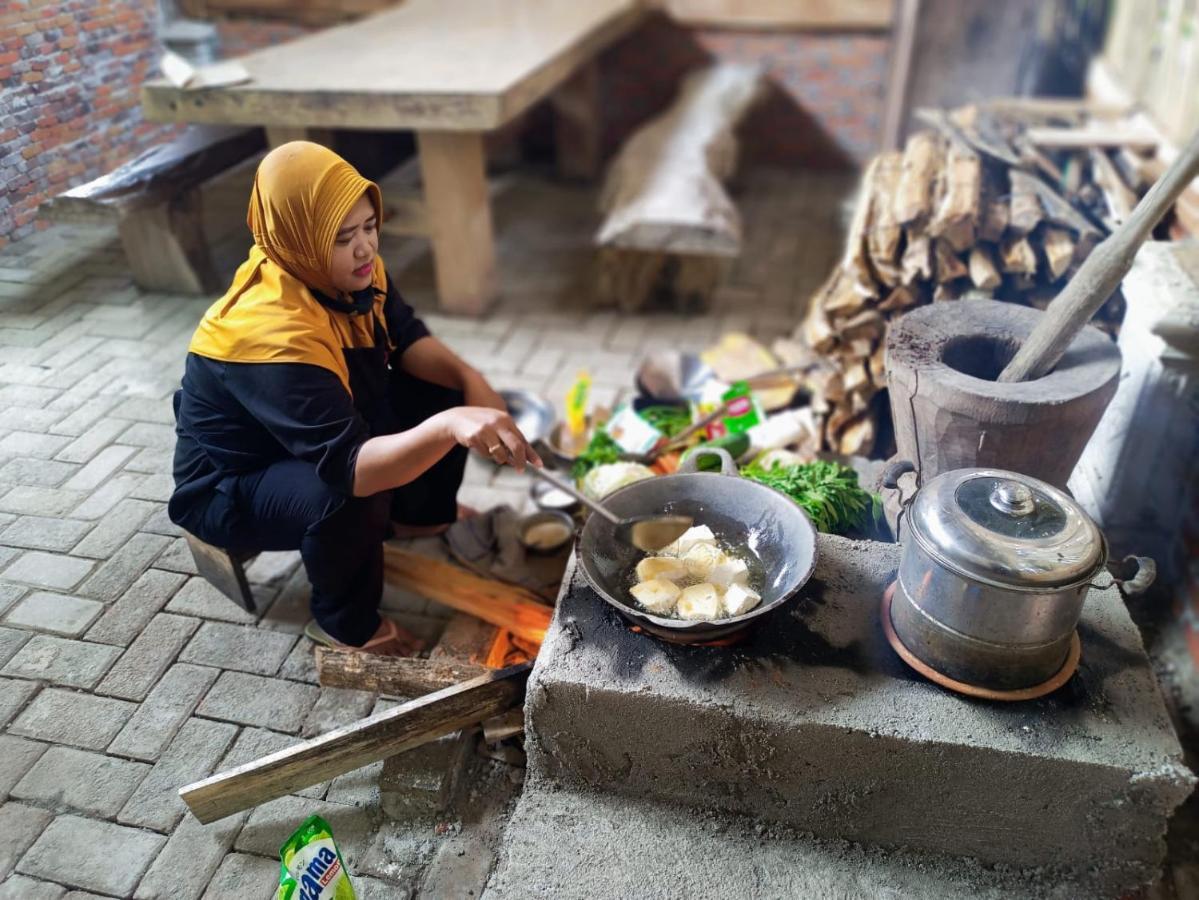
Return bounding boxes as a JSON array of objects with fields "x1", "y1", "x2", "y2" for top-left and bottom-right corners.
[{"x1": 168, "y1": 253, "x2": 428, "y2": 534}]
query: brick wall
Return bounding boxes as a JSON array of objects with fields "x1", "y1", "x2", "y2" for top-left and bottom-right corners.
[
  {"x1": 0, "y1": 0, "x2": 178, "y2": 250},
  {"x1": 599, "y1": 15, "x2": 888, "y2": 168}
]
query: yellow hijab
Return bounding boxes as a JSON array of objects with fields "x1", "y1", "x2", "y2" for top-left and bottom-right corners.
[{"x1": 188, "y1": 141, "x2": 389, "y2": 394}]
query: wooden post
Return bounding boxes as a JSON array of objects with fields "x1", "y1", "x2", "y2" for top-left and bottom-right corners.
[
  {"x1": 417, "y1": 130, "x2": 497, "y2": 316},
  {"x1": 551, "y1": 60, "x2": 603, "y2": 180}
]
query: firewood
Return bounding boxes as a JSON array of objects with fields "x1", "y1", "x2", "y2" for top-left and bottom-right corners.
[
  {"x1": 929, "y1": 141, "x2": 980, "y2": 251},
  {"x1": 1089, "y1": 148, "x2": 1137, "y2": 226},
  {"x1": 316, "y1": 647, "x2": 488, "y2": 696},
  {"x1": 1039, "y1": 226, "x2": 1076, "y2": 281},
  {"x1": 933, "y1": 239, "x2": 969, "y2": 282},
  {"x1": 978, "y1": 170, "x2": 1010, "y2": 243},
  {"x1": 801, "y1": 302, "x2": 837, "y2": 355},
  {"x1": 837, "y1": 309, "x2": 885, "y2": 343},
  {"x1": 894, "y1": 131, "x2": 942, "y2": 227},
  {"x1": 901, "y1": 233, "x2": 933, "y2": 284},
  {"x1": 945, "y1": 105, "x2": 1022, "y2": 168},
  {"x1": 1008, "y1": 168, "x2": 1044, "y2": 235},
  {"x1": 878, "y1": 283, "x2": 921, "y2": 312},
  {"x1": 868, "y1": 344, "x2": 887, "y2": 383},
  {"x1": 837, "y1": 413, "x2": 876, "y2": 457},
  {"x1": 1011, "y1": 169, "x2": 1102, "y2": 241},
  {"x1": 1025, "y1": 124, "x2": 1157, "y2": 151},
  {"x1": 999, "y1": 235, "x2": 1038, "y2": 276},
  {"x1": 968, "y1": 244, "x2": 1002, "y2": 290},
  {"x1": 933, "y1": 281, "x2": 962, "y2": 302},
  {"x1": 845, "y1": 337, "x2": 875, "y2": 360},
  {"x1": 867, "y1": 150, "x2": 904, "y2": 277},
  {"x1": 843, "y1": 156, "x2": 880, "y2": 296},
  {"x1": 842, "y1": 361, "x2": 871, "y2": 396},
  {"x1": 822, "y1": 271, "x2": 871, "y2": 319}
]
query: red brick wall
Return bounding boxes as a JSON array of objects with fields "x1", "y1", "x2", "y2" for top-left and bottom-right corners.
[
  {"x1": 0, "y1": 0, "x2": 177, "y2": 249},
  {"x1": 599, "y1": 15, "x2": 888, "y2": 169}
]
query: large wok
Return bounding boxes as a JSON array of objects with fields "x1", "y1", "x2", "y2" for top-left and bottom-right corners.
[{"x1": 577, "y1": 449, "x2": 818, "y2": 642}]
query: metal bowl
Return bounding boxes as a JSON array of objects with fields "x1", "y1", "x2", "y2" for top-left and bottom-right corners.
[
  {"x1": 531, "y1": 478, "x2": 581, "y2": 513},
  {"x1": 500, "y1": 389, "x2": 555, "y2": 445},
  {"x1": 517, "y1": 510, "x2": 576, "y2": 555},
  {"x1": 635, "y1": 350, "x2": 713, "y2": 403}
]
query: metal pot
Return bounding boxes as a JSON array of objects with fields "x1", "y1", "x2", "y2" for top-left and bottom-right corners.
[
  {"x1": 882, "y1": 462, "x2": 1154, "y2": 692},
  {"x1": 577, "y1": 448, "x2": 818, "y2": 643}
]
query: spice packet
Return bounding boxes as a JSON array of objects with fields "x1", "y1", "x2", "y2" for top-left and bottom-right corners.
[
  {"x1": 605, "y1": 404, "x2": 663, "y2": 455},
  {"x1": 277, "y1": 815, "x2": 356, "y2": 900}
]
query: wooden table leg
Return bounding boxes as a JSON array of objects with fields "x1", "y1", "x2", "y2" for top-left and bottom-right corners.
[
  {"x1": 265, "y1": 126, "x2": 336, "y2": 149},
  {"x1": 417, "y1": 130, "x2": 497, "y2": 316},
  {"x1": 551, "y1": 60, "x2": 603, "y2": 180}
]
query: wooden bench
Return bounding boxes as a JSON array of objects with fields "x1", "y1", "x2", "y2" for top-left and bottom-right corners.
[
  {"x1": 41, "y1": 125, "x2": 265, "y2": 295},
  {"x1": 184, "y1": 532, "x2": 259, "y2": 613},
  {"x1": 594, "y1": 63, "x2": 763, "y2": 311}
]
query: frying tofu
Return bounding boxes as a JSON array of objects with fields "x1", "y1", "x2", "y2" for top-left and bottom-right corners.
[{"x1": 677, "y1": 583, "x2": 721, "y2": 620}]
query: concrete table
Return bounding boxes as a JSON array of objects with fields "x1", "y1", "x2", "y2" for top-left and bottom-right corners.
[{"x1": 141, "y1": 0, "x2": 644, "y2": 314}]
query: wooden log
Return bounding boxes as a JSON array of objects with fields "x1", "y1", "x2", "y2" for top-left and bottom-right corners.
[
  {"x1": 837, "y1": 413, "x2": 876, "y2": 456},
  {"x1": 179, "y1": 663, "x2": 531, "y2": 823},
  {"x1": 1008, "y1": 170, "x2": 1044, "y2": 236},
  {"x1": 382, "y1": 547, "x2": 552, "y2": 645},
  {"x1": 595, "y1": 63, "x2": 763, "y2": 309},
  {"x1": 843, "y1": 156, "x2": 881, "y2": 296},
  {"x1": 822, "y1": 270, "x2": 871, "y2": 319},
  {"x1": 430, "y1": 613, "x2": 499, "y2": 664},
  {"x1": 878, "y1": 283, "x2": 922, "y2": 312},
  {"x1": 933, "y1": 281, "x2": 962, "y2": 302},
  {"x1": 978, "y1": 168, "x2": 1010, "y2": 243},
  {"x1": 1025, "y1": 124, "x2": 1157, "y2": 151},
  {"x1": 316, "y1": 647, "x2": 488, "y2": 696},
  {"x1": 933, "y1": 239, "x2": 969, "y2": 282},
  {"x1": 867, "y1": 150, "x2": 905, "y2": 279},
  {"x1": 1040, "y1": 226, "x2": 1076, "y2": 281},
  {"x1": 999, "y1": 235, "x2": 1038, "y2": 276},
  {"x1": 1089, "y1": 148, "x2": 1138, "y2": 227},
  {"x1": 929, "y1": 140, "x2": 980, "y2": 251},
  {"x1": 837, "y1": 309, "x2": 885, "y2": 343},
  {"x1": 1010, "y1": 169, "x2": 1103, "y2": 243},
  {"x1": 894, "y1": 131, "x2": 943, "y2": 226},
  {"x1": 901, "y1": 233, "x2": 933, "y2": 284},
  {"x1": 968, "y1": 244, "x2": 1003, "y2": 290}
]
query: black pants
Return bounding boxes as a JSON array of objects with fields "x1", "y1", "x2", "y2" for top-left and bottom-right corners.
[{"x1": 214, "y1": 373, "x2": 467, "y2": 645}]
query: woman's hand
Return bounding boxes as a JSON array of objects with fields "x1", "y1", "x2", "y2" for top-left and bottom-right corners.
[
  {"x1": 436, "y1": 406, "x2": 543, "y2": 472},
  {"x1": 462, "y1": 370, "x2": 508, "y2": 413}
]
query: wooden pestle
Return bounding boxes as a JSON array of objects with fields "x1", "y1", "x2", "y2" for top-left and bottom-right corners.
[{"x1": 998, "y1": 128, "x2": 1199, "y2": 383}]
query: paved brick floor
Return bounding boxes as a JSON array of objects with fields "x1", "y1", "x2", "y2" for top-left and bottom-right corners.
[{"x1": 0, "y1": 161, "x2": 850, "y2": 898}]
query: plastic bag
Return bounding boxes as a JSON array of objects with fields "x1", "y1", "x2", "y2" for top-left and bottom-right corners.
[{"x1": 277, "y1": 815, "x2": 356, "y2": 900}]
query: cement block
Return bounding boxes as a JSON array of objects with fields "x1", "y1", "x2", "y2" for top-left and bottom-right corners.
[
  {"x1": 0, "y1": 735, "x2": 48, "y2": 801},
  {"x1": 2, "y1": 590, "x2": 103, "y2": 636},
  {"x1": 107, "y1": 662, "x2": 220, "y2": 761},
  {"x1": 1, "y1": 634, "x2": 121, "y2": 687},
  {"x1": 0, "y1": 679, "x2": 39, "y2": 726},
  {"x1": 179, "y1": 621, "x2": 296, "y2": 676},
  {"x1": 12, "y1": 746, "x2": 150, "y2": 816},
  {"x1": 197, "y1": 671, "x2": 318, "y2": 734},
  {"x1": 166, "y1": 577, "x2": 259, "y2": 625},
  {"x1": 0, "y1": 625, "x2": 31, "y2": 666},
  {"x1": 119, "y1": 716, "x2": 238, "y2": 832},
  {"x1": 18, "y1": 815, "x2": 164, "y2": 897},
  {"x1": 134, "y1": 811, "x2": 248, "y2": 900},
  {"x1": 95, "y1": 612, "x2": 201, "y2": 700},
  {"x1": 278, "y1": 639, "x2": 319, "y2": 684},
  {"x1": 0, "y1": 514, "x2": 91, "y2": 551},
  {"x1": 76, "y1": 532, "x2": 169, "y2": 601},
  {"x1": 0, "y1": 802, "x2": 53, "y2": 881},
  {"x1": 302, "y1": 687, "x2": 377, "y2": 738},
  {"x1": 86, "y1": 568, "x2": 185, "y2": 646},
  {"x1": 69, "y1": 497, "x2": 156, "y2": 558},
  {"x1": 1, "y1": 552, "x2": 93, "y2": 591},
  {"x1": 9, "y1": 688, "x2": 133, "y2": 750},
  {"x1": 201, "y1": 853, "x2": 277, "y2": 900},
  {"x1": 380, "y1": 731, "x2": 472, "y2": 820},
  {"x1": 0, "y1": 875, "x2": 65, "y2": 899},
  {"x1": 60, "y1": 443, "x2": 136, "y2": 491},
  {"x1": 524, "y1": 539, "x2": 1196, "y2": 897}
]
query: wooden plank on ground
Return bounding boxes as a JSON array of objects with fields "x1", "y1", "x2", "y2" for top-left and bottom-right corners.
[
  {"x1": 656, "y1": 0, "x2": 892, "y2": 30},
  {"x1": 383, "y1": 546, "x2": 553, "y2": 645},
  {"x1": 180, "y1": 663, "x2": 531, "y2": 824},
  {"x1": 316, "y1": 647, "x2": 488, "y2": 696}
]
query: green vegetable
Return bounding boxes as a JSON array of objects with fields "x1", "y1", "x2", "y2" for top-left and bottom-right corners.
[
  {"x1": 740, "y1": 458, "x2": 879, "y2": 535},
  {"x1": 638, "y1": 405, "x2": 691, "y2": 438}
]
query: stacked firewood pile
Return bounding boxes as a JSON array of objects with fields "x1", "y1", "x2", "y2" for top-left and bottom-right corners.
[{"x1": 794, "y1": 100, "x2": 1182, "y2": 457}]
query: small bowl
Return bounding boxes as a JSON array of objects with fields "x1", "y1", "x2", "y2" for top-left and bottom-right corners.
[
  {"x1": 517, "y1": 510, "x2": 576, "y2": 554},
  {"x1": 531, "y1": 478, "x2": 581, "y2": 513},
  {"x1": 500, "y1": 389, "x2": 555, "y2": 445}
]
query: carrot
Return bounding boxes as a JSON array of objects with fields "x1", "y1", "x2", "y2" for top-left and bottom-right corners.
[{"x1": 651, "y1": 452, "x2": 681, "y2": 475}]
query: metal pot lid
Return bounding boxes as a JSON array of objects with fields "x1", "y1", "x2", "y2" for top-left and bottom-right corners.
[{"x1": 908, "y1": 468, "x2": 1105, "y2": 589}]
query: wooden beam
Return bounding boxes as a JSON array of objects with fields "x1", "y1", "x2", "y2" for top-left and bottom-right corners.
[
  {"x1": 881, "y1": 0, "x2": 920, "y2": 149},
  {"x1": 656, "y1": 0, "x2": 893, "y2": 30},
  {"x1": 551, "y1": 60, "x2": 603, "y2": 180},
  {"x1": 179, "y1": 663, "x2": 531, "y2": 824},
  {"x1": 1025, "y1": 125, "x2": 1158, "y2": 152},
  {"x1": 316, "y1": 646, "x2": 488, "y2": 696},
  {"x1": 382, "y1": 546, "x2": 553, "y2": 645}
]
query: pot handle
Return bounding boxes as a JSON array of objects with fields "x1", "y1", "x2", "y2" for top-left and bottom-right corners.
[
  {"x1": 1093, "y1": 555, "x2": 1157, "y2": 598},
  {"x1": 881, "y1": 459, "x2": 917, "y2": 491},
  {"x1": 678, "y1": 447, "x2": 738, "y2": 476}
]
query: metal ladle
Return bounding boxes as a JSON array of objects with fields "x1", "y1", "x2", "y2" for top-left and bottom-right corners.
[{"x1": 527, "y1": 467, "x2": 692, "y2": 552}]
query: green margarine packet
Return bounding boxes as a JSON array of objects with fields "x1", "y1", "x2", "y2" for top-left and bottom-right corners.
[{"x1": 277, "y1": 815, "x2": 356, "y2": 900}]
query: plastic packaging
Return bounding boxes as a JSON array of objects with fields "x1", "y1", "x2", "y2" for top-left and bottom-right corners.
[{"x1": 277, "y1": 815, "x2": 356, "y2": 900}]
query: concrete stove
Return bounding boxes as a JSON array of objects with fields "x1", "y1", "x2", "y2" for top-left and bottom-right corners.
[{"x1": 484, "y1": 535, "x2": 1194, "y2": 898}]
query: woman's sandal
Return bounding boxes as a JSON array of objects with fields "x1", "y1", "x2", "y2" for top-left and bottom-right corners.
[{"x1": 304, "y1": 617, "x2": 423, "y2": 657}]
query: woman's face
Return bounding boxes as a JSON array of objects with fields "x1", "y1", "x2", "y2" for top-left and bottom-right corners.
[{"x1": 329, "y1": 192, "x2": 379, "y2": 294}]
